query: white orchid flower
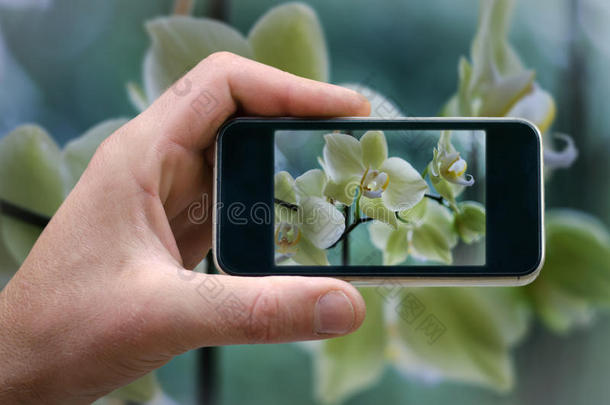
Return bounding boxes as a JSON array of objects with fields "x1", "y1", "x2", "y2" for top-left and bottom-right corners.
[
  {"x1": 431, "y1": 131, "x2": 475, "y2": 187},
  {"x1": 320, "y1": 131, "x2": 428, "y2": 228},
  {"x1": 274, "y1": 170, "x2": 345, "y2": 265},
  {"x1": 443, "y1": 0, "x2": 558, "y2": 137},
  {"x1": 426, "y1": 131, "x2": 475, "y2": 204}
]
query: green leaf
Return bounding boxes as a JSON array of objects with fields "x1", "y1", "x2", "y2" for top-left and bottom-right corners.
[
  {"x1": 527, "y1": 209, "x2": 610, "y2": 332},
  {"x1": 248, "y1": 2, "x2": 329, "y2": 81},
  {"x1": 391, "y1": 288, "x2": 516, "y2": 391},
  {"x1": 144, "y1": 16, "x2": 253, "y2": 102},
  {"x1": 62, "y1": 118, "x2": 129, "y2": 191},
  {"x1": 108, "y1": 372, "x2": 158, "y2": 403},
  {"x1": 360, "y1": 130, "x2": 387, "y2": 170},
  {"x1": 0, "y1": 125, "x2": 64, "y2": 264},
  {"x1": 314, "y1": 289, "x2": 386, "y2": 404}
]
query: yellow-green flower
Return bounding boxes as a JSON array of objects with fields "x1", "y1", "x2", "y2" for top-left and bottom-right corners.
[
  {"x1": 274, "y1": 170, "x2": 345, "y2": 265},
  {"x1": 320, "y1": 130, "x2": 428, "y2": 228},
  {"x1": 426, "y1": 131, "x2": 475, "y2": 203}
]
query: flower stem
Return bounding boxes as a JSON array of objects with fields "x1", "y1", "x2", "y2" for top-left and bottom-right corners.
[
  {"x1": 395, "y1": 211, "x2": 410, "y2": 224},
  {"x1": 274, "y1": 198, "x2": 299, "y2": 211},
  {"x1": 421, "y1": 165, "x2": 429, "y2": 179},
  {"x1": 329, "y1": 217, "x2": 374, "y2": 250},
  {"x1": 424, "y1": 193, "x2": 445, "y2": 205},
  {"x1": 354, "y1": 187, "x2": 362, "y2": 222},
  {"x1": 342, "y1": 206, "x2": 350, "y2": 265}
]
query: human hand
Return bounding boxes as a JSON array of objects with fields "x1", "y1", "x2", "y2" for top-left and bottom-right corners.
[{"x1": 0, "y1": 52, "x2": 370, "y2": 404}]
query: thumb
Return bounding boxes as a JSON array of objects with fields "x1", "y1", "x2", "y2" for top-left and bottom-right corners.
[{"x1": 152, "y1": 268, "x2": 366, "y2": 348}]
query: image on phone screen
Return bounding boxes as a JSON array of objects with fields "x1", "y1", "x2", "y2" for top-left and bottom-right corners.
[{"x1": 273, "y1": 129, "x2": 486, "y2": 267}]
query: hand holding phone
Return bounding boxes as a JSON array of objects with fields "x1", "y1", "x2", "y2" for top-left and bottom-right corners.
[{"x1": 214, "y1": 118, "x2": 544, "y2": 285}]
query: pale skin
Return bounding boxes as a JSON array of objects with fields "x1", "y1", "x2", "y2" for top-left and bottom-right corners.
[{"x1": 0, "y1": 52, "x2": 370, "y2": 404}]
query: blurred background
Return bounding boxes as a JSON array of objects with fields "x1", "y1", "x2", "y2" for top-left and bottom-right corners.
[{"x1": 1, "y1": 0, "x2": 609, "y2": 404}]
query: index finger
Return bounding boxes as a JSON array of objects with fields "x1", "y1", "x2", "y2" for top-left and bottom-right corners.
[{"x1": 138, "y1": 51, "x2": 371, "y2": 150}]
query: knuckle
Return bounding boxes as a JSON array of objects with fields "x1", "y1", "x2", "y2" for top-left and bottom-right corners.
[
  {"x1": 95, "y1": 130, "x2": 120, "y2": 158},
  {"x1": 91, "y1": 120, "x2": 136, "y2": 166},
  {"x1": 84, "y1": 132, "x2": 121, "y2": 177},
  {"x1": 243, "y1": 286, "x2": 284, "y2": 343}
]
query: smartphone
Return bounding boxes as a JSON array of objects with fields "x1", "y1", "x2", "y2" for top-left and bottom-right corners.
[{"x1": 213, "y1": 117, "x2": 544, "y2": 286}]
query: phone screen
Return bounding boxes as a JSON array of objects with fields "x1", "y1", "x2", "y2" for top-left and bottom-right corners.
[{"x1": 273, "y1": 129, "x2": 486, "y2": 267}]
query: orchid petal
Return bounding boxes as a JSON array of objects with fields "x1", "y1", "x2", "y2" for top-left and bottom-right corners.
[
  {"x1": 507, "y1": 84, "x2": 556, "y2": 133},
  {"x1": 380, "y1": 157, "x2": 428, "y2": 211},
  {"x1": 368, "y1": 220, "x2": 394, "y2": 251},
  {"x1": 322, "y1": 133, "x2": 364, "y2": 182},
  {"x1": 397, "y1": 197, "x2": 428, "y2": 226},
  {"x1": 274, "y1": 171, "x2": 296, "y2": 204},
  {"x1": 360, "y1": 130, "x2": 388, "y2": 170},
  {"x1": 477, "y1": 70, "x2": 535, "y2": 116},
  {"x1": 299, "y1": 197, "x2": 345, "y2": 249},
  {"x1": 248, "y1": 3, "x2": 329, "y2": 82},
  {"x1": 294, "y1": 169, "x2": 327, "y2": 200},
  {"x1": 323, "y1": 175, "x2": 361, "y2": 206},
  {"x1": 384, "y1": 226, "x2": 409, "y2": 265},
  {"x1": 291, "y1": 235, "x2": 329, "y2": 266},
  {"x1": 543, "y1": 133, "x2": 578, "y2": 170},
  {"x1": 144, "y1": 16, "x2": 253, "y2": 102},
  {"x1": 455, "y1": 201, "x2": 486, "y2": 244},
  {"x1": 410, "y1": 202, "x2": 457, "y2": 264},
  {"x1": 360, "y1": 196, "x2": 397, "y2": 229}
]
